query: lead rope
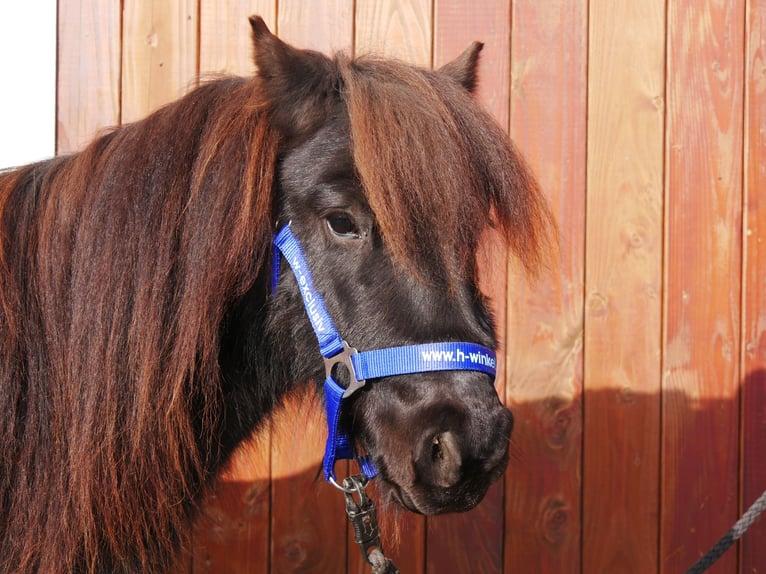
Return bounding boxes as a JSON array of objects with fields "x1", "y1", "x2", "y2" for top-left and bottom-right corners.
[
  {"x1": 342, "y1": 475, "x2": 399, "y2": 574},
  {"x1": 368, "y1": 549, "x2": 399, "y2": 574},
  {"x1": 686, "y1": 487, "x2": 766, "y2": 573}
]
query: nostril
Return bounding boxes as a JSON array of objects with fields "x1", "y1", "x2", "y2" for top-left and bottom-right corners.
[
  {"x1": 416, "y1": 430, "x2": 462, "y2": 488},
  {"x1": 431, "y1": 434, "x2": 445, "y2": 462}
]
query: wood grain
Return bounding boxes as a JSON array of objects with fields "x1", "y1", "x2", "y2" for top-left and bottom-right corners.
[
  {"x1": 584, "y1": 0, "x2": 665, "y2": 572},
  {"x1": 277, "y1": 0, "x2": 354, "y2": 54},
  {"x1": 505, "y1": 1, "x2": 587, "y2": 572},
  {"x1": 265, "y1": 7, "x2": 356, "y2": 573},
  {"x1": 121, "y1": 0, "x2": 199, "y2": 123},
  {"x1": 270, "y1": 390, "x2": 347, "y2": 573},
  {"x1": 742, "y1": 0, "x2": 766, "y2": 571},
  {"x1": 428, "y1": 2, "x2": 511, "y2": 573},
  {"x1": 186, "y1": 6, "x2": 275, "y2": 573},
  {"x1": 56, "y1": 0, "x2": 121, "y2": 153},
  {"x1": 199, "y1": 0, "x2": 276, "y2": 76},
  {"x1": 192, "y1": 437, "x2": 271, "y2": 573},
  {"x1": 434, "y1": 0, "x2": 510, "y2": 126},
  {"x1": 355, "y1": 0, "x2": 432, "y2": 66},
  {"x1": 347, "y1": 3, "x2": 433, "y2": 572},
  {"x1": 662, "y1": 1, "x2": 745, "y2": 572}
]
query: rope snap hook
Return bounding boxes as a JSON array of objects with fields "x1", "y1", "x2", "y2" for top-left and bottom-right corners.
[{"x1": 341, "y1": 474, "x2": 399, "y2": 574}]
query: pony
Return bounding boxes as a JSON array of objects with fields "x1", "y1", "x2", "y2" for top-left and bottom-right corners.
[{"x1": 0, "y1": 16, "x2": 554, "y2": 573}]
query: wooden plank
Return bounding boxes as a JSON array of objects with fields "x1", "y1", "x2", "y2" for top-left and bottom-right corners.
[
  {"x1": 56, "y1": 0, "x2": 121, "y2": 153},
  {"x1": 354, "y1": 0, "x2": 432, "y2": 66},
  {"x1": 190, "y1": 7, "x2": 275, "y2": 574},
  {"x1": 347, "y1": 4, "x2": 433, "y2": 572},
  {"x1": 277, "y1": 0, "x2": 354, "y2": 54},
  {"x1": 429, "y1": 2, "x2": 510, "y2": 573},
  {"x1": 662, "y1": 1, "x2": 745, "y2": 572},
  {"x1": 199, "y1": 1, "x2": 276, "y2": 76},
  {"x1": 121, "y1": 0, "x2": 199, "y2": 123},
  {"x1": 270, "y1": 390, "x2": 347, "y2": 573},
  {"x1": 742, "y1": 0, "x2": 766, "y2": 571},
  {"x1": 504, "y1": 1, "x2": 588, "y2": 572},
  {"x1": 192, "y1": 437, "x2": 271, "y2": 574},
  {"x1": 583, "y1": 0, "x2": 665, "y2": 572},
  {"x1": 434, "y1": 0, "x2": 510, "y2": 126},
  {"x1": 266, "y1": 7, "x2": 355, "y2": 574}
]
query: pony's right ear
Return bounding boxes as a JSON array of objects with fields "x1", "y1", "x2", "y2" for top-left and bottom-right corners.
[
  {"x1": 438, "y1": 42, "x2": 483, "y2": 94},
  {"x1": 249, "y1": 15, "x2": 338, "y2": 142}
]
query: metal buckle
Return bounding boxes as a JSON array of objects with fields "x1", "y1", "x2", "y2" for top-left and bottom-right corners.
[
  {"x1": 324, "y1": 340, "x2": 366, "y2": 398},
  {"x1": 341, "y1": 474, "x2": 384, "y2": 565}
]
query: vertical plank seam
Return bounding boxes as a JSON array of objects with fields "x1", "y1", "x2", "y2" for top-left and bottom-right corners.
[
  {"x1": 428, "y1": 0, "x2": 434, "y2": 69},
  {"x1": 429, "y1": 7, "x2": 438, "y2": 571},
  {"x1": 660, "y1": 1, "x2": 675, "y2": 570},
  {"x1": 732, "y1": 3, "x2": 748, "y2": 570},
  {"x1": 54, "y1": 0, "x2": 61, "y2": 155},
  {"x1": 503, "y1": 2, "x2": 512, "y2": 571},
  {"x1": 270, "y1": 6, "x2": 278, "y2": 570},
  {"x1": 657, "y1": 1, "x2": 670, "y2": 572},
  {"x1": 427, "y1": 14, "x2": 433, "y2": 572},
  {"x1": 118, "y1": 0, "x2": 124, "y2": 127},
  {"x1": 351, "y1": 0, "x2": 356, "y2": 58},
  {"x1": 737, "y1": 2, "x2": 751, "y2": 572},
  {"x1": 349, "y1": 9, "x2": 359, "y2": 572},
  {"x1": 579, "y1": 1, "x2": 591, "y2": 572},
  {"x1": 194, "y1": 0, "x2": 200, "y2": 84},
  {"x1": 268, "y1": 417, "x2": 274, "y2": 574},
  {"x1": 274, "y1": 0, "x2": 279, "y2": 37},
  {"x1": 192, "y1": 5, "x2": 201, "y2": 570},
  {"x1": 426, "y1": 3, "x2": 435, "y2": 573}
]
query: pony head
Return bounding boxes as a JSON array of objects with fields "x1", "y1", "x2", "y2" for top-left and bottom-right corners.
[{"x1": 251, "y1": 18, "x2": 555, "y2": 514}]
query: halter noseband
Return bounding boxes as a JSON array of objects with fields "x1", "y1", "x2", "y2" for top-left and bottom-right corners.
[{"x1": 272, "y1": 224, "x2": 497, "y2": 489}]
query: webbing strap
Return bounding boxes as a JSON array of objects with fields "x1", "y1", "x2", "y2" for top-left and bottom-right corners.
[
  {"x1": 272, "y1": 225, "x2": 496, "y2": 484},
  {"x1": 353, "y1": 342, "x2": 496, "y2": 380}
]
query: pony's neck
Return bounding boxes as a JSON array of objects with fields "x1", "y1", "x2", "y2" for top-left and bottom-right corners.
[{"x1": 214, "y1": 273, "x2": 300, "y2": 466}]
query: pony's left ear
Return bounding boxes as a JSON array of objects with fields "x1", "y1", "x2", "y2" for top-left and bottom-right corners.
[
  {"x1": 438, "y1": 42, "x2": 483, "y2": 93},
  {"x1": 249, "y1": 15, "x2": 338, "y2": 142}
]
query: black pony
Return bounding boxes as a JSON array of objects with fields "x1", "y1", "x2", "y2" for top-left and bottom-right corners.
[{"x1": 0, "y1": 17, "x2": 554, "y2": 573}]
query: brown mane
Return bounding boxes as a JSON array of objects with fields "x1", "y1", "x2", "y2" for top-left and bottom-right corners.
[
  {"x1": 339, "y1": 54, "x2": 555, "y2": 283},
  {"x1": 0, "y1": 76, "x2": 279, "y2": 573}
]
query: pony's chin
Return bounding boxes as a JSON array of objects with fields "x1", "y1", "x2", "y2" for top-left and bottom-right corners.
[
  {"x1": 383, "y1": 481, "x2": 423, "y2": 514},
  {"x1": 374, "y1": 453, "x2": 509, "y2": 516},
  {"x1": 376, "y1": 475, "x2": 485, "y2": 516}
]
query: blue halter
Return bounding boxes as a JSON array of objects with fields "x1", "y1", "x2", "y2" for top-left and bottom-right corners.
[{"x1": 271, "y1": 225, "x2": 498, "y2": 488}]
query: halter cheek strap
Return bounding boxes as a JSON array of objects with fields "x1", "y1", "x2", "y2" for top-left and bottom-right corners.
[{"x1": 272, "y1": 225, "x2": 497, "y2": 487}]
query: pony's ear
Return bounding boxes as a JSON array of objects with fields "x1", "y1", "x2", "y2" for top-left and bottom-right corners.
[
  {"x1": 249, "y1": 15, "x2": 338, "y2": 141},
  {"x1": 438, "y1": 42, "x2": 483, "y2": 93}
]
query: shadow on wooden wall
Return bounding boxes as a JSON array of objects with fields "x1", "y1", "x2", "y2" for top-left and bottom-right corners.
[{"x1": 180, "y1": 370, "x2": 765, "y2": 574}]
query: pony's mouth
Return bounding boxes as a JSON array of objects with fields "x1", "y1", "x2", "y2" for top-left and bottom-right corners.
[
  {"x1": 374, "y1": 453, "x2": 509, "y2": 516},
  {"x1": 386, "y1": 482, "x2": 421, "y2": 514}
]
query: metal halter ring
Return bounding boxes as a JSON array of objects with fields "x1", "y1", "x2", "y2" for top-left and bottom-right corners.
[
  {"x1": 323, "y1": 340, "x2": 366, "y2": 398},
  {"x1": 328, "y1": 472, "x2": 369, "y2": 494},
  {"x1": 328, "y1": 475, "x2": 357, "y2": 493}
]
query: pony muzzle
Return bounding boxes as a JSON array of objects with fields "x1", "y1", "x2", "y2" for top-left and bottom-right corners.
[{"x1": 397, "y1": 394, "x2": 513, "y2": 514}]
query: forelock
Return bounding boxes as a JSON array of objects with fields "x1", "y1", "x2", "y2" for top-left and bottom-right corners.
[{"x1": 337, "y1": 53, "x2": 555, "y2": 287}]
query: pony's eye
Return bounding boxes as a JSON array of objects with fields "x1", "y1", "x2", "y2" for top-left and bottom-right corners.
[{"x1": 326, "y1": 213, "x2": 360, "y2": 238}]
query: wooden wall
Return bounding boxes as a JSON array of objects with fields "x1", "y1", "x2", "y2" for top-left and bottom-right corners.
[{"x1": 54, "y1": 1, "x2": 765, "y2": 572}]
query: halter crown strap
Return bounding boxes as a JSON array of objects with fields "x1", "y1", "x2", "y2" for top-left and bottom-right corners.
[{"x1": 272, "y1": 225, "x2": 497, "y2": 484}]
